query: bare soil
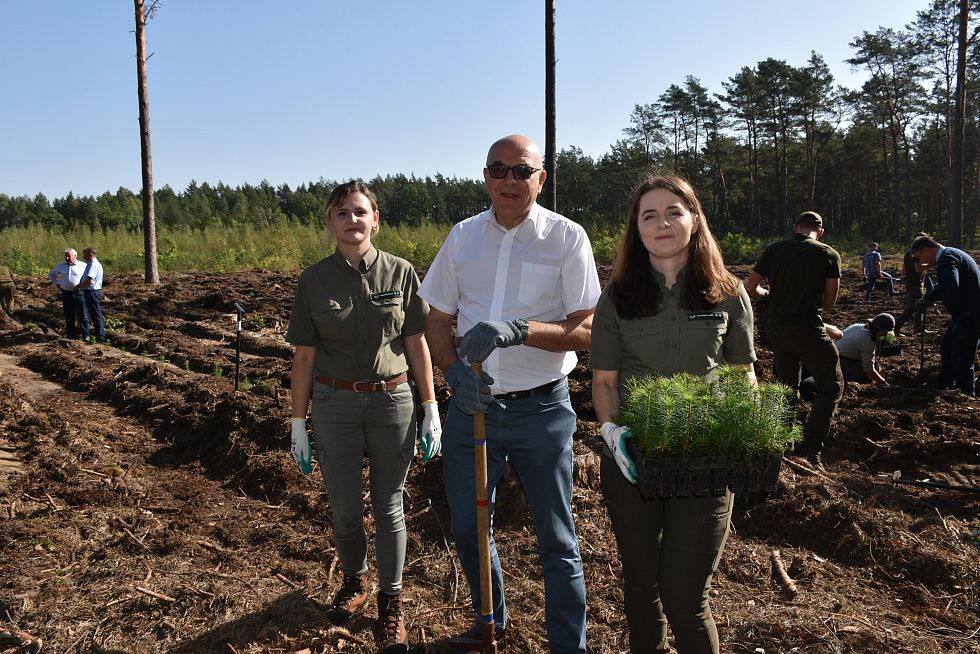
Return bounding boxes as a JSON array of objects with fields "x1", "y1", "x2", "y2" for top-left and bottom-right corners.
[{"x1": 0, "y1": 261, "x2": 977, "y2": 654}]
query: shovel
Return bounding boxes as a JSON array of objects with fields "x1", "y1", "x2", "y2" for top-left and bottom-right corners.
[{"x1": 447, "y1": 360, "x2": 498, "y2": 654}]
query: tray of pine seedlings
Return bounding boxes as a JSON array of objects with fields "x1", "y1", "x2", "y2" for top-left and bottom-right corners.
[
  {"x1": 620, "y1": 365, "x2": 800, "y2": 500},
  {"x1": 878, "y1": 332, "x2": 902, "y2": 357}
]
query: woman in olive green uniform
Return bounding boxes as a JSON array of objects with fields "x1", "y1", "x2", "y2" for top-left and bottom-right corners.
[
  {"x1": 286, "y1": 181, "x2": 440, "y2": 652},
  {"x1": 591, "y1": 176, "x2": 756, "y2": 654}
]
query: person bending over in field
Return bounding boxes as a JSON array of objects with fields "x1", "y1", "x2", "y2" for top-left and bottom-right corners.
[{"x1": 285, "y1": 181, "x2": 440, "y2": 653}]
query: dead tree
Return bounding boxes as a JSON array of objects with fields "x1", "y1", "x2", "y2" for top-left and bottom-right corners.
[
  {"x1": 949, "y1": 0, "x2": 968, "y2": 247},
  {"x1": 134, "y1": 0, "x2": 160, "y2": 284},
  {"x1": 542, "y1": 0, "x2": 557, "y2": 211}
]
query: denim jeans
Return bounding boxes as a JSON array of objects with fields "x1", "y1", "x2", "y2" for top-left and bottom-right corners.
[
  {"x1": 60, "y1": 290, "x2": 89, "y2": 339},
  {"x1": 442, "y1": 378, "x2": 587, "y2": 654},
  {"x1": 939, "y1": 314, "x2": 980, "y2": 396},
  {"x1": 864, "y1": 273, "x2": 896, "y2": 301},
  {"x1": 310, "y1": 381, "x2": 415, "y2": 594},
  {"x1": 83, "y1": 289, "x2": 105, "y2": 342}
]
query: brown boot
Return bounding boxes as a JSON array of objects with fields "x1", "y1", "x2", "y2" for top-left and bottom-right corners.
[
  {"x1": 377, "y1": 591, "x2": 408, "y2": 653},
  {"x1": 326, "y1": 574, "x2": 368, "y2": 626}
]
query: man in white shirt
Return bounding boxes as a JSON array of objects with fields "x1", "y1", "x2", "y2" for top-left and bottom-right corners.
[
  {"x1": 76, "y1": 246, "x2": 106, "y2": 343},
  {"x1": 47, "y1": 248, "x2": 89, "y2": 340},
  {"x1": 419, "y1": 134, "x2": 600, "y2": 654}
]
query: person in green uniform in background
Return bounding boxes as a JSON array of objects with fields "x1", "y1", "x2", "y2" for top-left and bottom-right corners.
[
  {"x1": 591, "y1": 176, "x2": 756, "y2": 654},
  {"x1": 745, "y1": 211, "x2": 843, "y2": 466},
  {"x1": 286, "y1": 181, "x2": 440, "y2": 654},
  {"x1": 0, "y1": 264, "x2": 15, "y2": 317}
]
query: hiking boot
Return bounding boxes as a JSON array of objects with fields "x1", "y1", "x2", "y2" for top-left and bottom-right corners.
[
  {"x1": 377, "y1": 591, "x2": 408, "y2": 653},
  {"x1": 326, "y1": 574, "x2": 368, "y2": 626}
]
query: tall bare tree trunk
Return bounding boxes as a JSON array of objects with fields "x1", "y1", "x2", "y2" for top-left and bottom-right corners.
[
  {"x1": 949, "y1": 0, "x2": 968, "y2": 247},
  {"x1": 542, "y1": 0, "x2": 557, "y2": 212},
  {"x1": 135, "y1": 0, "x2": 159, "y2": 283}
]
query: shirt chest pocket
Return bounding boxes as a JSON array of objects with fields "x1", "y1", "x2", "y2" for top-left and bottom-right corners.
[
  {"x1": 687, "y1": 313, "x2": 728, "y2": 351},
  {"x1": 517, "y1": 263, "x2": 560, "y2": 309},
  {"x1": 370, "y1": 295, "x2": 403, "y2": 339},
  {"x1": 620, "y1": 317, "x2": 666, "y2": 356},
  {"x1": 314, "y1": 298, "x2": 353, "y2": 341}
]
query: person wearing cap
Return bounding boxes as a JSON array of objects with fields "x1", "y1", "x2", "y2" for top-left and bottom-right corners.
[
  {"x1": 745, "y1": 211, "x2": 843, "y2": 462},
  {"x1": 910, "y1": 235, "x2": 980, "y2": 396},
  {"x1": 0, "y1": 263, "x2": 15, "y2": 317},
  {"x1": 47, "y1": 248, "x2": 89, "y2": 340},
  {"x1": 894, "y1": 233, "x2": 935, "y2": 336},
  {"x1": 285, "y1": 181, "x2": 440, "y2": 651},
  {"x1": 862, "y1": 242, "x2": 896, "y2": 302},
  {"x1": 836, "y1": 315, "x2": 895, "y2": 383},
  {"x1": 420, "y1": 134, "x2": 599, "y2": 653}
]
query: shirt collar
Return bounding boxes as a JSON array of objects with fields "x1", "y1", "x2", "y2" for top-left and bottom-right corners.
[
  {"x1": 488, "y1": 203, "x2": 542, "y2": 234},
  {"x1": 329, "y1": 246, "x2": 377, "y2": 273},
  {"x1": 650, "y1": 264, "x2": 688, "y2": 289}
]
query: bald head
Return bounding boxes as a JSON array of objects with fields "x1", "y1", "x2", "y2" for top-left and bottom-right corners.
[{"x1": 487, "y1": 134, "x2": 542, "y2": 167}]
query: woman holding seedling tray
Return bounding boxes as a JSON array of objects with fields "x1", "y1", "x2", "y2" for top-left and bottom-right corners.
[{"x1": 591, "y1": 176, "x2": 758, "y2": 654}]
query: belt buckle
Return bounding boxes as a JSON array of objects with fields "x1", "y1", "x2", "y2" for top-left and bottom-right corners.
[{"x1": 352, "y1": 380, "x2": 379, "y2": 392}]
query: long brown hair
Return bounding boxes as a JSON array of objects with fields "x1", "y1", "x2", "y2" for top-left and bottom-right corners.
[{"x1": 608, "y1": 176, "x2": 740, "y2": 319}]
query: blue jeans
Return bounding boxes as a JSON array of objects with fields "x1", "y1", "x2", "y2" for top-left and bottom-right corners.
[
  {"x1": 864, "y1": 273, "x2": 895, "y2": 301},
  {"x1": 60, "y1": 290, "x2": 89, "y2": 339},
  {"x1": 442, "y1": 378, "x2": 586, "y2": 654},
  {"x1": 83, "y1": 289, "x2": 105, "y2": 342},
  {"x1": 939, "y1": 314, "x2": 980, "y2": 397}
]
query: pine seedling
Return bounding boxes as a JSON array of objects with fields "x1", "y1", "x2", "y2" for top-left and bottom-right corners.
[{"x1": 621, "y1": 365, "x2": 799, "y2": 457}]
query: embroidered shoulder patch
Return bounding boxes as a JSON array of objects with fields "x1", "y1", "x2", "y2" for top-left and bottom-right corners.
[
  {"x1": 688, "y1": 311, "x2": 724, "y2": 321},
  {"x1": 370, "y1": 290, "x2": 401, "y2": 301}
]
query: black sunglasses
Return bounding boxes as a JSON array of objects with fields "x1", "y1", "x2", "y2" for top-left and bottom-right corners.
[{"x1": 485, "y1": 163, "x2": 540, "y2": 180}]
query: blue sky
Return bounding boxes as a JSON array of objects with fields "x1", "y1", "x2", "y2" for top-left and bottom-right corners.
[{"x1": 1, "y1": 1, "x2": 928, "y2": 199}]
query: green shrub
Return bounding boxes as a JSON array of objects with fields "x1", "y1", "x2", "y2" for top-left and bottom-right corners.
[{"x1": 620, "y1": 365, "x2": 800, "y2": 456}]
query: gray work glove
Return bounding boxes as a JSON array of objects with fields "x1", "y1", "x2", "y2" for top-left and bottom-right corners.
[
  {"x1": 459, "y1": 319, "x2": 529, "y2": 363},
  {"x1": 445, "y1": 360, "x2": 494, "y2": 415}
]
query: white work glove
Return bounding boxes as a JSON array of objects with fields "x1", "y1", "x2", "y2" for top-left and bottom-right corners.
[
  {"x1": 601, "y1": 422, "x2": 638, "y2": 484},
  {"x1": 418, "y1": 400, "x2": 443, "y2": 462},
  {"x1": 290, "y1": 417, "x2": 313, "y2": 475}
]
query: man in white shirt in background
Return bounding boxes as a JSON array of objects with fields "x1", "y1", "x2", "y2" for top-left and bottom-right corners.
[
  {"x1": 76, "y1": 246, "x2": 106, "y2": 343},
  {"x1": 48, "y1": 248, "x2": 89, "y2": 340},
  {"x1": 419, "y1": 134, "x2": 600, "y2": 654}
]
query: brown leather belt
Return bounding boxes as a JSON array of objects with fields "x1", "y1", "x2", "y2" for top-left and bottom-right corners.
[{"x1": 314, "y1": 372, "x2": 409, "y2": 392}]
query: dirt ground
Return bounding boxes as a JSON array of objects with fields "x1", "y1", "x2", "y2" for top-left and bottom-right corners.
[{"x1": 0, "y1": 258, "x2": 977, "y2": 654}]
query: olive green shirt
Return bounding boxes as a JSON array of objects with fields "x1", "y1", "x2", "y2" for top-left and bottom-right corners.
[
  {"x1": 591, "y1": 267, "x2": 756, "y2": 400},
  {"x1": 753, "y1": 234, "x2": 841, "y2": 328},
  {"x1": 286, "y1": 247, "x2": 428, "y2": 380},
  {"x1": 0, "y1": 266, "x2": 12, "y2": 283}
]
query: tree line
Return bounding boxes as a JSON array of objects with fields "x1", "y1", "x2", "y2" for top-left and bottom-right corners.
[{"x1": 2, "y1": 0, "x2": 978, "y2": 246}]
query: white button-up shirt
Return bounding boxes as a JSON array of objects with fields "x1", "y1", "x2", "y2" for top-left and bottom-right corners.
[
  {"x1": 48, "y1": 261, "x2": 87, "y2": 291},
  {"x1": 420, "y1": 204, "x2": 601, "y2": 393}
]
